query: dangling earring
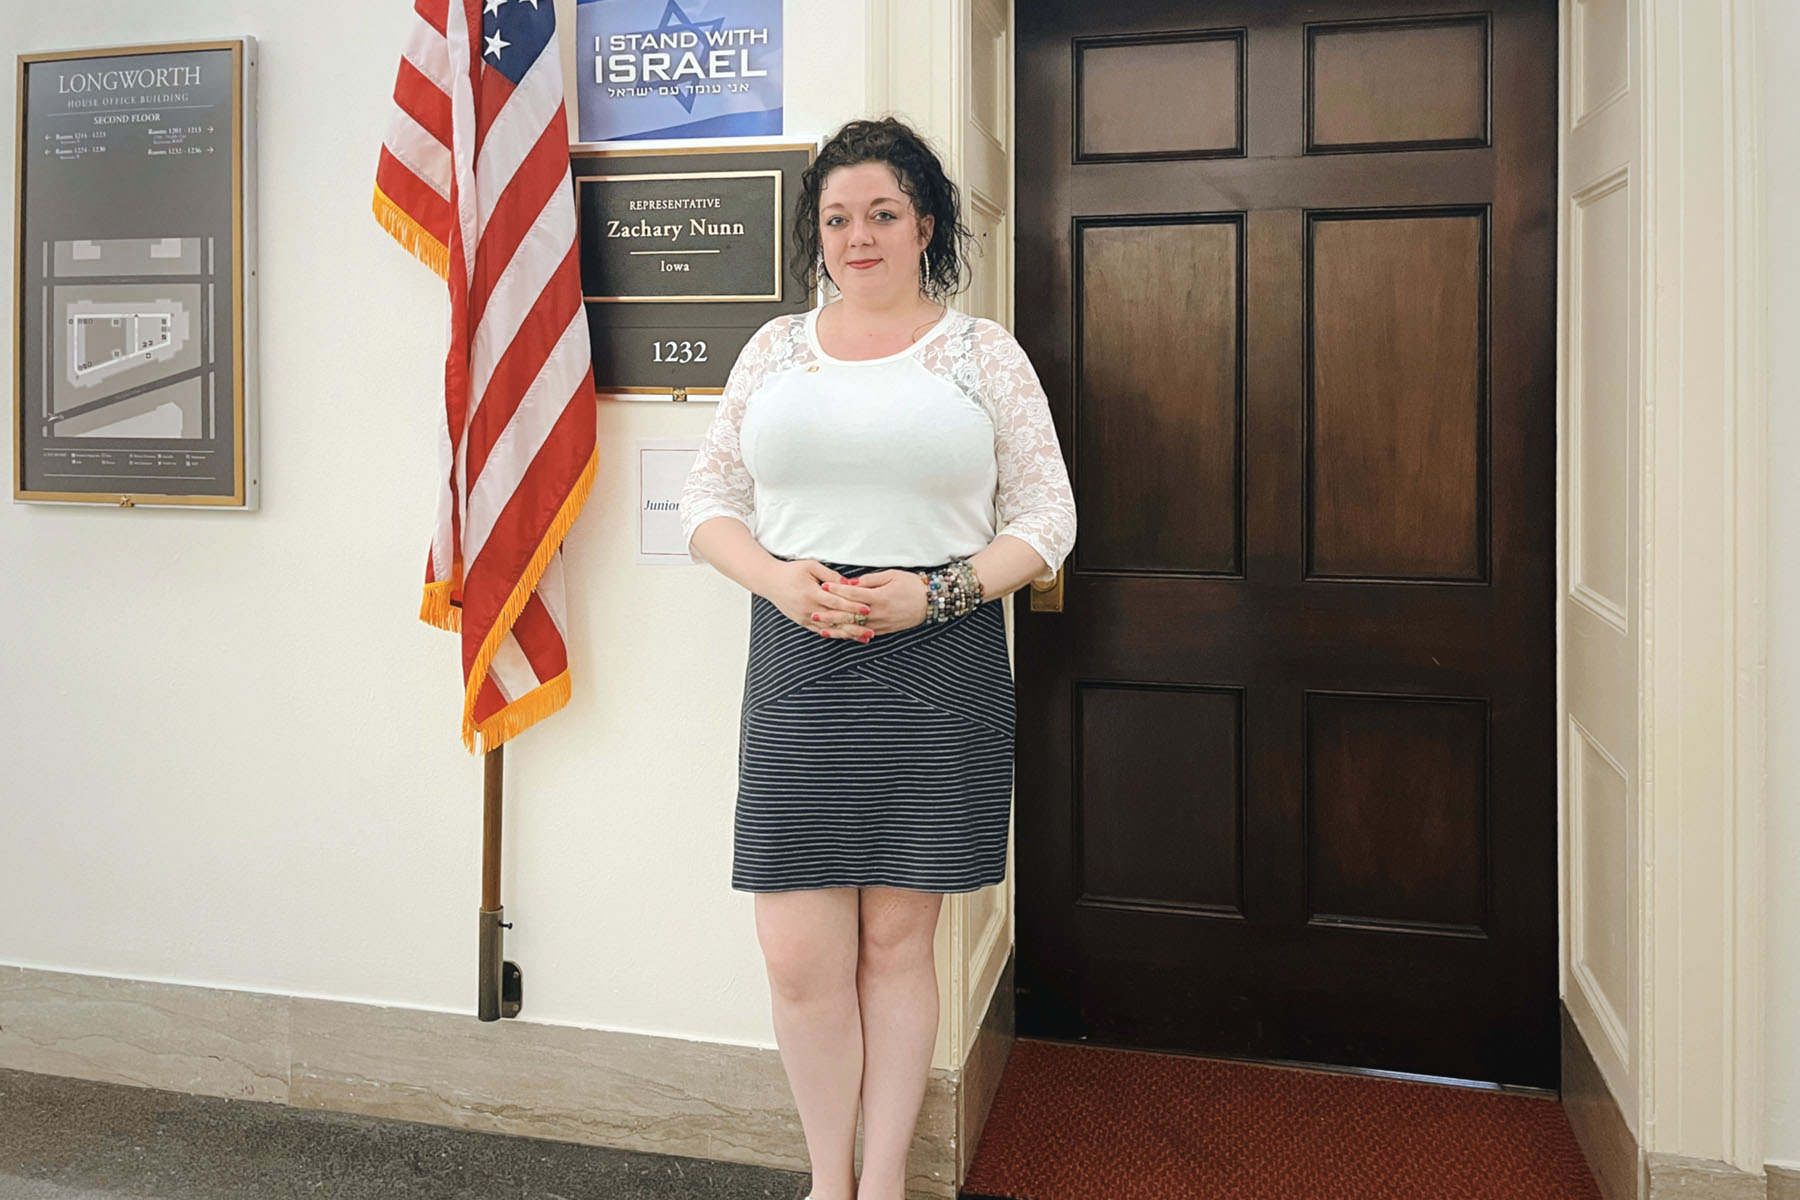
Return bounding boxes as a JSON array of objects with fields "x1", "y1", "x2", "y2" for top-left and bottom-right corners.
[
  {"x1": 817, "y1": 252, "x2": 835, "y2": 294},
  {"x1": 920, "y1": 247, "x2": 934, "y2": 296}
]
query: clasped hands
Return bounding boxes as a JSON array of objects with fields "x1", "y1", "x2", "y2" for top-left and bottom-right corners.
[{"x1": 762, "y1": 559, "x2": 929, "y2": 645}]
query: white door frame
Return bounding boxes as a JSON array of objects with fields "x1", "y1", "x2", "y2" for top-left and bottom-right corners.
[
  {"x1": 1625, "y1": 0, "x2": 1767, "y2": 1175},
  {"x1": 1561, "y1": 0, "x2": 1771, "y2": 1180}
]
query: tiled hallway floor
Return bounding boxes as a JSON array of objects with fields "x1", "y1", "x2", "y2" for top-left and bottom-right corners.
[{"x1": 0, "y1": 1068, "x2": 810, "y2": 1200}]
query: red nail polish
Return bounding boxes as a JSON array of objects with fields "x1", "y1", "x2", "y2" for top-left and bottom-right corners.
[
  {"x1": 810, "y1": 614, "x2": 820, "y2": 621},
  {"x1": 860, "y1": 606, "x2": 870, "y2": 615}
]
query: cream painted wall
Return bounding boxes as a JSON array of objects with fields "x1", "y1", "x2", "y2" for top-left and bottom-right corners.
[
  {"x1": 1761, "y1": 0, "x2": 1800, "y2": 1172},
  {"x1": 0, "y1": 0, "x2": 877, "y2": 1056}
]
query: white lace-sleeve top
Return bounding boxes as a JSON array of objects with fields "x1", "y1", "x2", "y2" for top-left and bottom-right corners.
[{"x1": 678, "y1": 306, "x2": 1077, "y2": 583}]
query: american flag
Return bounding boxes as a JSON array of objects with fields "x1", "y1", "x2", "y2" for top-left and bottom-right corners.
[{"x1": 374, "y1": 0, "x2": 597, "y2": 752}]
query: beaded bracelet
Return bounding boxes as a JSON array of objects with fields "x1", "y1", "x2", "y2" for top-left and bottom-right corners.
[{"x1": 917, "y1": 558, "x2": 985, "y2": 623}]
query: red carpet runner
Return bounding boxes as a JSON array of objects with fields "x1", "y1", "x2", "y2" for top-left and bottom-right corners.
[{"x1": 960, "y1": 1039, "x2": 1603, "y2": 1200}]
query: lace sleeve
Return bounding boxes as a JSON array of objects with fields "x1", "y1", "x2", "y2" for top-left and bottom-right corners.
[
  {"x1": 679, "y1": 317, "x2": 785, "y2": 564},
  {"x1": 976, "y1": 319, "x2": 1077, "y2": 583}
]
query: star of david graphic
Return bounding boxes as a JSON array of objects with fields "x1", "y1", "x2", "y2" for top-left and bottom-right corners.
[{"x1": 631, "y1": 0, "x2": 727, "y2": 113}]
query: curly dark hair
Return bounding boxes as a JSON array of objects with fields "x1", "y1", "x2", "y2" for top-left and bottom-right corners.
[{"x1": 791, "y1": 117, "x2": 976, "y2": 301}]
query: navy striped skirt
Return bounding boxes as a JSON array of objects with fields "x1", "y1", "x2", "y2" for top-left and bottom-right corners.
[{"x1": 731, "y1": 564, "x2": 1015, "y2": 894}]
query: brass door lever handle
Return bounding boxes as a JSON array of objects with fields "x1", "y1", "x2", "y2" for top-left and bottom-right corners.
[{"x1": 1028, "y1": 565, "x2": 1065, "y2": 612}]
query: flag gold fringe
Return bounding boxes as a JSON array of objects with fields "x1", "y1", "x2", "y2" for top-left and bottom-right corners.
[
  {"x1": 372, "y1": 186, "x2": 450, "y2": 281},
  {"x1": 472, "y1": 670, "x2": 572, "y2": 755},
  {"x1": 458, "y1": 445, "x2": 600, "y2": 753},
  {"x1": 419, "y1": 580, "x2": 460, "y2": 632}
]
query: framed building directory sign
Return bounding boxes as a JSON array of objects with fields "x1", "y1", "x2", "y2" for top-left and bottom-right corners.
[{"x1": 13, "y1": 39, "x2": 258, "y2": 508}]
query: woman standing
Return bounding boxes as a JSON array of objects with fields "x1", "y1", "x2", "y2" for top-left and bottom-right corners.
[{"x1": 679, "y1": 117, "x2": 1076, "y2": 1200}]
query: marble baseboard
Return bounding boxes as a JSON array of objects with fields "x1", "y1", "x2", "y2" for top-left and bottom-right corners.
[
  {"x1": 955, "y1": 949, "x2": 1015, "y2": 1180},
  {"x1": 1644, "y1": 1155, "x2": 1769, "y2": 1200},
  {"x1": 0, "y1": 964, "x2": 290, "y2": 1102},
  {"x1": 0, "y1": 964, "x2": 962, "y2": 1200},
  {"x1": 1768, "y1": 1165, "x2": 1799, "y2": 1200}
]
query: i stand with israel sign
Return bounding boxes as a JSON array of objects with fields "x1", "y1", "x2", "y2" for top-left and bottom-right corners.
[{"x1": 576, "y1": 0, "x2": 782, "y2": 142}]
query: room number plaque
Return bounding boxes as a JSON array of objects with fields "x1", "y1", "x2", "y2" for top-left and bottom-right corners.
[{"x1": 571, "y1": 142, "x2": 812, "y2": 399}]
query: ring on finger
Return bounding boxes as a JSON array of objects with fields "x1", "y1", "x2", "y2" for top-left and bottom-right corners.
[{"x1": 852, "y1": 611, "x2": 868, "y2": 627}]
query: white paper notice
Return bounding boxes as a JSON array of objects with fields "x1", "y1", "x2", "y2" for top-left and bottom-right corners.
[{"x1": 638, "y1": 440, "x2": 701, "y2": 564}]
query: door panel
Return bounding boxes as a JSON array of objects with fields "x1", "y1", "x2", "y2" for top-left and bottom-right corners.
[
  {"x1": 1304, "y1": 692, "x2": 1489, "y2": 934},
  {"x1": 1076, "y1": 682, "x2": 1245, "y2": 915},
  {"x1": 1307, "y1": 210, "x2": 1486, "y2": 580},
  {"x1": 1075, "y1": 33, "x2": 1244, "y2": 160},
  {"x1": 1306, "y1": 15, "x2": 1491, "y2": 150},
  {"x1": 1014, "y1": 0, "x2": 1559, "y2": 1087},
  {"x1": 1077, "y1": 219, "x2": 1242, "y2": 574}
]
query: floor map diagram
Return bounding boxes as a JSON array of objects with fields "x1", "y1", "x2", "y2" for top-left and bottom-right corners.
[{"x1": 47, "y1": 236, "x2": 210, "y2": 440}]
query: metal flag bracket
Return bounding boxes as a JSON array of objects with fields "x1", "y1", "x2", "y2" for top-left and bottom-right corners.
[
  {"x1": 477, "y1": 746, "x2": 524, "y2": 1021},
  {"x1": 478, "y1": 905, "x2": 523, "y2": 1020}
]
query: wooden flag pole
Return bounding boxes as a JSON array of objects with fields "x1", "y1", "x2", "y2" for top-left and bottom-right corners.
[
  {"x1": 481, "y1": 746, "x2": 503, "y2": 910},
  {"x1": 477, "y1": 746, "x2": 522, "y2": 1020}
]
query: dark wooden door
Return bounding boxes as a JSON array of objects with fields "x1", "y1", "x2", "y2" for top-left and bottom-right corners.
[{"x1": 1013, "y1": 0, "x2": 1559, "y2": 1087}]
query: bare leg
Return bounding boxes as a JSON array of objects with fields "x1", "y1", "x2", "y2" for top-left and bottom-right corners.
[
  {"x1": 854, "y1": 887, "x2": 944, "y2": 1200},
  {"x1": 754, "y1": 887, "x2": 864, "y2": 1200}
]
